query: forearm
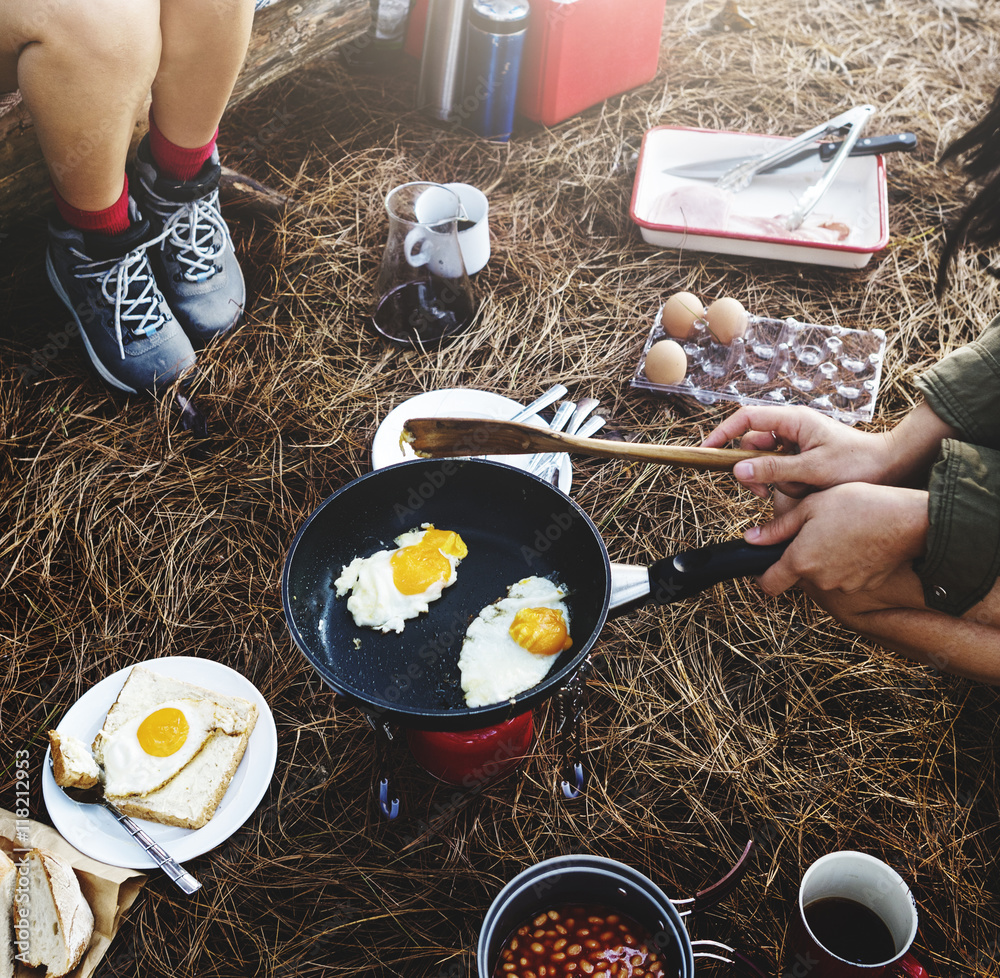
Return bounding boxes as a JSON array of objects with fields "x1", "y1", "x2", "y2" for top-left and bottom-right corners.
[{"x1": 880, "y1": 401, "x2": 959, "y2": 488}]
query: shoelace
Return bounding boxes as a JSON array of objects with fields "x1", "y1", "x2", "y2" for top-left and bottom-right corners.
[
  {"x1": 72, "y1": 226, "x2": 174, "y2": 360},
  {"x1": 146, "y1": 187, "x2": 233, "y2": 283}
]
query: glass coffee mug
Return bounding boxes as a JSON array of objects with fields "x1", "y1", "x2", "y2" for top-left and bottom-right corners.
[
  {"x1": 372, "y1": 182, "x2": 477, "y2": 348},
  {"x1": 788, "y1": 852, "x2": 928, "y2": 978}
]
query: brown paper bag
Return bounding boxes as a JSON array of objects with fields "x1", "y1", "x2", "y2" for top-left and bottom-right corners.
[{"x1": 0, "y1": 809, "x2": 146, "y2": 978}]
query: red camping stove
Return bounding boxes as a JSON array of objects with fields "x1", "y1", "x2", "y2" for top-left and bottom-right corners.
[{"x1": 406, "y1": 711, "x2": 535, "y2": 786}]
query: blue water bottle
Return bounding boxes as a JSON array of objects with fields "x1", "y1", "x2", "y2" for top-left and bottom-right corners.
[{"x1": 462, "y1": 0, "x2": 530, "y2": 141}]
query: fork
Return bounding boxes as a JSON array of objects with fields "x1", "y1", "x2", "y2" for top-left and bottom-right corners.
[
  {"x1": 552, "y1": 406, "x2": 604, "y2": 487},
  {"x1": 526, "y1": 400, "x2": 576, "y2": 476},
  {"x1": 50, "y1": 762, "x2": 202, "y2": 893},
  {"x1": 510, "y1": 384, "x2": 567, "y2": 423},
  {"x1": 530, "y1": 398, "x2": 602, "y2": 481},
  {"x1": 525, "y1": 400, "x2": 576, "y2": 475}
]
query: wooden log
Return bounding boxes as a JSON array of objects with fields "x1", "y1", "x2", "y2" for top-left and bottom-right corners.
[
  {"x1": 0, "y1": 0, "x2": 370, "y2": 231},
  {"x1": 219, "y1": 165, "x2": 297, "y2": 221}
]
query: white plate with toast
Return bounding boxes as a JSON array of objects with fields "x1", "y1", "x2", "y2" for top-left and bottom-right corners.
[{"x1": 42, "y1": 656, "x2": 278, "y2": 870}]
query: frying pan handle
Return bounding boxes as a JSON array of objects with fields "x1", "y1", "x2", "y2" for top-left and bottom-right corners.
[
  {"x1": 555, "y1": 657, "x2": 592, "y2": 801},
  {"x1": 560, "y1": 762, "x2": 584, "y2": 800},
  {"x1": 648, "y1": 540, "x2": 788, "y2": 605}
]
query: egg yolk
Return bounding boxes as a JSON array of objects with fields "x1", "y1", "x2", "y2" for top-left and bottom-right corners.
[
  {"x1": 419, "y1": 527, "x2": 468, "y2": 560},
  {"x1": 509, "y1": 607, "x2": 573, "y2": 656},
  {"x1": 391, "y1": 543, "x2": 453, "y2": 594},
  {"x1": 136, "y1": 707, "x2": 190, "y2": 757},
  {"x1": 391, "y1": 527, "x2": 468, "y2": 594}
]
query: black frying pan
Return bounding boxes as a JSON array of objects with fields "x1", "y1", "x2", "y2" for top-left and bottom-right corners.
[{"x1": 281, "y1": 459, "x2": 784, "y2": 731}]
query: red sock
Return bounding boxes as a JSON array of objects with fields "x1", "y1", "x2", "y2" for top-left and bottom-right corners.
[
  {"x1": 52, "y1": 177, "x2": 130, "y2": 236},
  {"x1": 148, "y1": 111, "x2": 218, "y2": 181}
]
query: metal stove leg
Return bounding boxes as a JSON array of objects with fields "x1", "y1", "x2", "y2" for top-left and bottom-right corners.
[
  {"x1": 554, "y1": 656, "x2": 593, "y2": 801},
  {"x1": 364, "y1": 712, "x2": 400, "y2": 820}
]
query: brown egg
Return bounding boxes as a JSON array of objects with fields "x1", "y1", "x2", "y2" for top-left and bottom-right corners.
[
  {"x1": 661, "y1": 291, "x2": 706, "y2": 339},
  {"x1": 705, "y1": 297, "x2": 748, "y2": 345},
  {"x1": 643, "y1": 340, "x2": 687, "y2": 386}
]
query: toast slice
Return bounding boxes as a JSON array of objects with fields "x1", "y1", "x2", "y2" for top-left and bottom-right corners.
[
  {"x1": 0, "y1": 849, "x2": 14, "y2": 978},
  {"x1": 91, "y1": 665, "x2": 258, "y2": 830},
  {"x1": 14, "y1": 848, "x2": 93, "y2": 978}
]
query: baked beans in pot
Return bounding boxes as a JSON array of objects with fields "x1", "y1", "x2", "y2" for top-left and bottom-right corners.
[{"x1": 478, "y1": 857, "x2": 692, "y2": 978}]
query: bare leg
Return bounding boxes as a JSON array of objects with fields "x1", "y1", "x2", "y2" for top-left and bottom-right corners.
[
  {"x1": 803, "y1": 575, "x2": 1000, "y2": 683},
  {"x1": 0, "y1": 0, "x2": 161, "y2": 211},
  {"x1": 152, "y1": 0, "x2": 255, "y2": 147},
  {"x1": 770, "y1": 491, "x2": 1000, "y2": 682}
]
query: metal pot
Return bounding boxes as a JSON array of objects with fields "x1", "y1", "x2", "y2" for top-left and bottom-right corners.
[{"x1": 477, "y1": 847, "x2": 767, "y2": 978}]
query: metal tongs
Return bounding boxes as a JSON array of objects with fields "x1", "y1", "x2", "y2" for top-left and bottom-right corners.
[{"x1": 716, "y1": 104, "x2": 876, "y2": 230}]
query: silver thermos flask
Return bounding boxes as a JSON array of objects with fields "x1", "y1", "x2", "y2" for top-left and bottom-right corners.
[
  {"x1": 462, "y1": 0, "x2": 530, "y2": 141},
  {"x1": 416, "y1": 0, "x2": 468, "y2": 120}
]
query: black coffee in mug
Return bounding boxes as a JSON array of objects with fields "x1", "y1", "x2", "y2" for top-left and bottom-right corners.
[{"x1": 804, "y1": 896, "x2": 897, "y2": 965}]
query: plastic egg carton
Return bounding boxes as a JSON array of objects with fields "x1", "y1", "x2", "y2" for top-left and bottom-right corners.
[{"x1": 631, "y1": 304, "x2": 886, "y2": 424}]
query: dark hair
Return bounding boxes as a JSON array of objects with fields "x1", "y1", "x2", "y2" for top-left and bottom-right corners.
[{"x1": 936, "y1": 86, "x2": 1000, "y2": 297}]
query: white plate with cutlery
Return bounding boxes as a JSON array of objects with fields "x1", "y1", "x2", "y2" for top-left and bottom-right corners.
[{"x1": 372, "y1": 388, "x2": 574, "y2": 493}]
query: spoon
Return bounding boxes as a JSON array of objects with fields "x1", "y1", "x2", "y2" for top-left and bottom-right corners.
[
  {"x1": 401, "y1": 417, "x2": 777, "y2": 471},
  {"x1": 49, "y1": 761, "x2": 202, "y2": 893},
  {"x1": 566, "y1": 398, "x2": 601, "y2": 435}
]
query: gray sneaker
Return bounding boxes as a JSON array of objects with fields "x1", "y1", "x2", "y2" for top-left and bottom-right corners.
[
  {"x1": 46, "y1": 210, "x2": 198, "y2": 395},
  {"x1": 132, "y1": 136, "x2": 245, "y2": 344}
]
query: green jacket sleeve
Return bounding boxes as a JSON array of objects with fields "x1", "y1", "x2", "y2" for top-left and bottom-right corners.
[
  {"x1": 914, "y1": 311, "x2": 1000, "y2": 447},
  {"x1": 912, "y1": 313, "x2": 1000, "y2": 615},
  {"x1": 914, "y1": 440, "x2": 1000, "y2": 616}
]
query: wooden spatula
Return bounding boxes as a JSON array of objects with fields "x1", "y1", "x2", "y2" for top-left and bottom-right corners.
[{"x1": 401, "y1": 417, "x2": 776, "y2": 471}]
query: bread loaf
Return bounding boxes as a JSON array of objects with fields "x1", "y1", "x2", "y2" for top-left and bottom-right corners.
[{"x1": 13, "y1": 847, "x2": 94, "y2": 978}]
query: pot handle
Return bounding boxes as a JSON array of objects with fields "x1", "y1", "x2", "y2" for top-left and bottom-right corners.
[
  {"x1": 648, "y1": 540, "x2": 788, "y2": 606},
  {"x1": 691, "y1": 941, "x2": 771, "y2": 978},
  {"x1": 671, "y1": 839, "x2": 755, "y2": 914}
]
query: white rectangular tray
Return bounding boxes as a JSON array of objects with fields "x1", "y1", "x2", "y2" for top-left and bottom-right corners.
[{"x1": 629, "y1": 126, "x2": 890, "y2": 268}]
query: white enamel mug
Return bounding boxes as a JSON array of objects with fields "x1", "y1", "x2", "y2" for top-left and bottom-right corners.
[{"x1": 443, "y1": 182, "x2": 490, "y2": 274}]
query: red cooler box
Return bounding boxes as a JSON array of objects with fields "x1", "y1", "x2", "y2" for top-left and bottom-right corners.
[
  {"x1": 516, "y1": 0, "x2": 668, "y2": 126},
  {"x1": 404, "y1": 0, "x2": 428, "y2": 60}
]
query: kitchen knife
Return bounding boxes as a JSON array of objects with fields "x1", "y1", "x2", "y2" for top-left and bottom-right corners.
[{"x1": 662, "y1": 132, "x2": 917, "y2": 179}]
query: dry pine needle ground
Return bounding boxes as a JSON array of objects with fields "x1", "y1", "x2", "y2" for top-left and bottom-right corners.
[{"x1": 2, "y1": 0, "x2": 1000, "y2": 976}]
